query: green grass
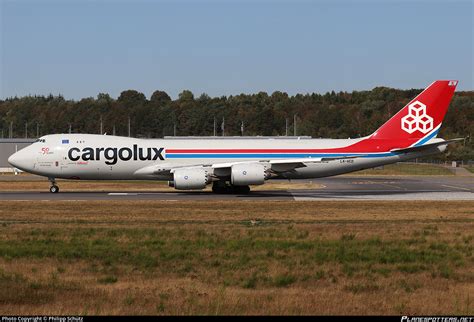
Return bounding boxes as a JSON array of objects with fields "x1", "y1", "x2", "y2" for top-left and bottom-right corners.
[
  {"x1": 0, "y1": 200, "x2": 472, "y2": 315},
  {"x1": 465, "y1": 167, "x2": 474, "y2": 174},
  {"x1": 98, "y1": 276, "x2": 118, "y2": 284},
  {"x1": 0, "y1": 226, "x2": 471, "y2": 287},
  {"x1": 273, "y1": 274, "x2": 297, "y2": 287},
  {"x1": 353, "y1": 163, "x2": 453, "y2": 175}
]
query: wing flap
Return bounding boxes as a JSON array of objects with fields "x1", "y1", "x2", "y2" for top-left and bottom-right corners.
[
  {"x1": 210, "y1": 155, "x2": 366, "y2": 173},
  {"x1": 269, "y1": 155, "x2": 366, "y2": 172},
  {"x1": 134, "y1": 155, "x2": 368, "y2": 178}
]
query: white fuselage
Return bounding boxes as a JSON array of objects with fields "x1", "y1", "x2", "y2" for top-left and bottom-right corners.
[{"x1": 9, "y1": 134, "x2": 443, "y2": 182}]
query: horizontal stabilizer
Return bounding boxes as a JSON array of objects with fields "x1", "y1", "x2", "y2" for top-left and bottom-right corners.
[{"x1": 390, "y1": 138, "x2": 464, "y2": 154}]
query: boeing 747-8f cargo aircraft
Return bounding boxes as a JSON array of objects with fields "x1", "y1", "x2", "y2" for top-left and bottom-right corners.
[{"x1": 8, "y1": 80, "x2": 462, "y2": 193}]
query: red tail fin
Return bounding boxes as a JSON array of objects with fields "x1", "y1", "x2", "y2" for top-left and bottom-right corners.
[{"x1": 371, "y1": 80, "x2": 457, "y2": 141}]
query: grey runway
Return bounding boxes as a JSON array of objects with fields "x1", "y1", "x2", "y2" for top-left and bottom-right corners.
[{"x1": 0, "y1": 176, "x2": 472, "y2": 201}]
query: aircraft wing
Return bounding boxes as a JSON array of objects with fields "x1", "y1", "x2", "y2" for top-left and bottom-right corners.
[
  {"x1": 267, "y1": 156, "x2": 367, "y2": 172},
  {"x1": 211, "y1": 155, "x2": 367, "y2": 173},
  {"x1": 134, "y1": 155, "x2": 367, "y2": 177},
  {"x1": 133, "y1": 163, "x2": 205, "y2": 177},
  {"x1": 391, "y1": 138, "x2": 464, "y2": 154}
]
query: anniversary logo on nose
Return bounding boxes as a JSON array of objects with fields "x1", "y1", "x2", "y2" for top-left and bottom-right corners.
[{"x1": 68, "y1": 145, "x2": 165, "y2": 165}]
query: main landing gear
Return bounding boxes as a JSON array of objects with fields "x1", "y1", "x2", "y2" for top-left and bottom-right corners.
[
  {"x1": 212, "y1": 182, "x2": 250, "y2": 194},
  {"x1": 49, "y1": 178, "x2": 59, "y2": 193}
]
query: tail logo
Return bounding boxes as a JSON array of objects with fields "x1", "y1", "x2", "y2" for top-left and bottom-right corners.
[{"x1": 401, "y1": 101, "x2": 433, "y2": 134}]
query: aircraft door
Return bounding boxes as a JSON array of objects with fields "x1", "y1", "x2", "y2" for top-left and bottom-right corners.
[{"x1": 36, "y1": 146, "x2": 55, "y2": 171}]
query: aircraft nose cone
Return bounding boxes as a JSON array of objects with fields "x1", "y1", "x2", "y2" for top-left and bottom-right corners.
[
  {"x1": 8, "y1": 150, "x2": 32, "y2": 171},
  {"x1": 8, "y1": 153, "x2": 19, "y2": 168}
]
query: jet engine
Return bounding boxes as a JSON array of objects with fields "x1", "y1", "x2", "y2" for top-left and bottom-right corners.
[
  {"x1": 231, "y1": 163, "x2": 267, "y2": 186},
  {"x1": 170, "y1": 168, "x2": 209, "y2": 190}
]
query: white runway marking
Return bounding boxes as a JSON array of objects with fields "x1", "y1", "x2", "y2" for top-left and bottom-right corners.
[
  {"x1": 441, "y1": 184, "x2": 472, "y2": 191},
  {"x1": 108, "y1": 193, "x2": 138, "y2": 196}
]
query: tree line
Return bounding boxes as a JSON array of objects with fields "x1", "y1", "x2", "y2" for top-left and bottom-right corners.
[{"x1": 0, "y1": 87, "x2": 472, "y2": 160}]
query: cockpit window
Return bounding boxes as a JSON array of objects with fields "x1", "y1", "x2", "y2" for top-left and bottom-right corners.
[{"x1": 35, "y1": 139, "x2": 46, "y2": 143}]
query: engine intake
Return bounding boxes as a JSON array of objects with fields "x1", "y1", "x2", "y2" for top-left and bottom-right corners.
[
  {"x1": 171, "y1": 168, "x2": 209, "y2": 190},
  {"x1": 231, "y1": 163, "x2": 266, "y2": 186}
]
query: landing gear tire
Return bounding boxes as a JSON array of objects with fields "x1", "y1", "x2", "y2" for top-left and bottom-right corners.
[
  {"x1": 234, "y1": 185, "x2": 250, "y2": 194},
  {"x1": 48, "y1": 177, "x2": 59, "y2": 193},
  {"x1": 212, "y1": 182, "x2": 226, "y2": 194},
  {"x1": 212, "y1": 182, "x2": 250, "y2": 194}
]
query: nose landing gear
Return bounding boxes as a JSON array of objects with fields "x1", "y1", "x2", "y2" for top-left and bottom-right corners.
[{"x1": 49, "y1": 178, "x2": 59, "y2": 193}]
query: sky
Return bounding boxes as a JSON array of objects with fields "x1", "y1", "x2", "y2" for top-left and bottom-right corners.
[{"x1": 1, "y1": 0, "x2": 473, "y2": 100}]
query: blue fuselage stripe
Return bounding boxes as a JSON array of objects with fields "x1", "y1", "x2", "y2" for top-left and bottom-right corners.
[
  {"x1": 165, "y1": 128, "x2": 440, "y2": 159},
  {"x1": 413, "y1": 128, "x2": 439, "y2": 147}
]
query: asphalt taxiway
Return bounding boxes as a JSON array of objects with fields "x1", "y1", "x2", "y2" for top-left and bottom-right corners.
[{"x1": 0, "y1": 176, "x2": 472, "y2": 201}]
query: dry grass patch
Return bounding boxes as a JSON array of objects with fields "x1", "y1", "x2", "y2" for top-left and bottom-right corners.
[{"x1": 0, "y1": 200, "x2": 472, "y2": 315}]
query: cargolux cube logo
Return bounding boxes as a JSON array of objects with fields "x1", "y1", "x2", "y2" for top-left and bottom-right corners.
[{"x1": 401, "y1": 101, "x2": 433, "y2": 134}]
